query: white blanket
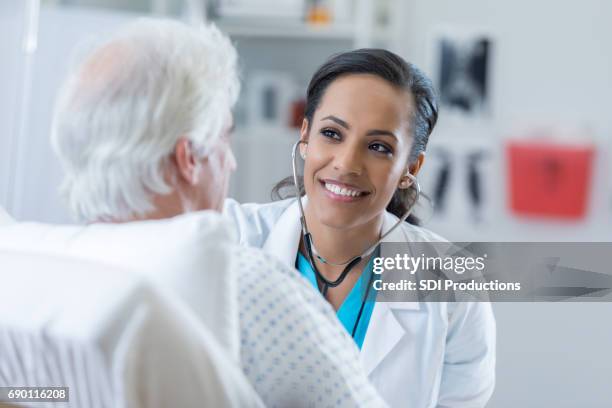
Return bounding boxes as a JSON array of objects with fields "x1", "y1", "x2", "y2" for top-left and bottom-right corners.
[{"x1": 0, "y1": 250, "x2": 263, "y2": 407}]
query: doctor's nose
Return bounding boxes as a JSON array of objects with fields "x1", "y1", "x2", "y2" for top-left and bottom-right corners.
[{"x1": 332, "y1": 145, "x2": 363, "y2": 176}]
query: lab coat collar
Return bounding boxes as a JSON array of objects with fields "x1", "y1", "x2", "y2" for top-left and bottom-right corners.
[
  {"x1": 263, "y1": 199, "x2": 420, "y2": 375},
  {"x1": 263, "y1": 197, "x2": 304, "y2": 266}
]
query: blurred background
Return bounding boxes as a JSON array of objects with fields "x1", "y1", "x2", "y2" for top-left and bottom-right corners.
[{"x1": 1, "y1": 0, "x2": 611, "y2": 406}]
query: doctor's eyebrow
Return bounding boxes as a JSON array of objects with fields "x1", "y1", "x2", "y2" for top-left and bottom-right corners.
[
  {"x1": 365, "y1": 129, "x2": 397, "y2": 140},
  {"x1": 321, "y1": 115, "x2": 397, "y2": 140},
  {"x1": 321, "y1": 115, "x2": 350, "y2": 129}
]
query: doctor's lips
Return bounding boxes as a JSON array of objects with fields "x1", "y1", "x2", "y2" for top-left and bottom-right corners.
[{"x1": 319, "y1": 179, "x2": 370, "y2": 202}]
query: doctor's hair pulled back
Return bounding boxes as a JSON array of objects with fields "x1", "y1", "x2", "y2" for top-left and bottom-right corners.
[{"x1": 272, "y1": 48, "x2": 439, "y2": 225}]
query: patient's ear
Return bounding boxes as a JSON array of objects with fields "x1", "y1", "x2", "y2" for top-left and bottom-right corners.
[{"x1": 174, "y1": 137, "x2": 199, "y2": 185}]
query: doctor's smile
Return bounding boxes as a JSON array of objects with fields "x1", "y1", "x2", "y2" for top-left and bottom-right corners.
[{"x1": 320, "y1": 179, "x2": 370, "y2": 202}]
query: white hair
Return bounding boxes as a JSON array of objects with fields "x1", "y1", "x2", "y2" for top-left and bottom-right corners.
[{"x1": 51, "y1": 18, "x2": 240, "y2": 221}]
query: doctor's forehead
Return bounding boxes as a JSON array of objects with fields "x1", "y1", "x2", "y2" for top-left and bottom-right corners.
[{"x1": 314, "y1": 74, "x2": 414, "y2": 131}]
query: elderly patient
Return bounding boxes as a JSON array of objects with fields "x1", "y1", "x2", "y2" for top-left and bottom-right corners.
[{"x1": 50, "y1": 18, "x2": 385, "y2": 407}]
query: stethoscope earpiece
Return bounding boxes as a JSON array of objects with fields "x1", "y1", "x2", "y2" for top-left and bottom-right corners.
[
  {"x1": 300, "y1": 142, "x2": 308, "y2": 159},
  {"x1": 399, "y1": 172, "x2": 417, "y2": 189}
]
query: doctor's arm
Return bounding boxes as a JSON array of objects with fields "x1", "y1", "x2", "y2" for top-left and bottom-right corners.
[{"x1": 436, "y1": 302, "x2": 496, "y2": 408}]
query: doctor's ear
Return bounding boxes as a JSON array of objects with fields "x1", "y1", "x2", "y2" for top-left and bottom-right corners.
[
  {"x1": 398, "y1": 153, "x2": 426, "y2": 189},
  {"x1": 299, "y1": 118, "x2": 310, "y2": 141},
  {"x1": 299, "y1": 118, "x2": 310, "y2": 160}
]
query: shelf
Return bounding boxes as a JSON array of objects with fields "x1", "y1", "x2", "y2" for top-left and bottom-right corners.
[
  {"x1": 233, "y1": 125, "x2": 299, "y2": 142},
  {"x1": 215, "y1": 18, "x2": 356, "y2": 41}
]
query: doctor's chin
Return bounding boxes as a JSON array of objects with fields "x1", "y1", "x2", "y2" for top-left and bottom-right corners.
[{"x1": 1, "y1": 1, "x2": 611, "y2": 407}]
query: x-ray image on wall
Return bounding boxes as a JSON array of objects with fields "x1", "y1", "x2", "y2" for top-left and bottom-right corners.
[{"x1": 436, "y1": 33, "x2": 491, "y2": 115}]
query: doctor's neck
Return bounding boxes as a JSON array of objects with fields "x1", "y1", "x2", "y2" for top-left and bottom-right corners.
[{"x1": 302, "y1": 205, "x2": 384, "y2": 267}]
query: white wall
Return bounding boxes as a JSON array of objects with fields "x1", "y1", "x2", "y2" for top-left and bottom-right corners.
[
  {"x1": 491, "y1": 302, "x2": 612, "y2": 408},
  {"x1": 397, "y1": 1, "x2": 612, "y2": 407}
]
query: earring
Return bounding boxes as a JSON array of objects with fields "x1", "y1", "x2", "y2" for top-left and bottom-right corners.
[
  {"x1": 301, "y1": 151, "x2": 307, "y2": 159},
  {"x1": 400, "y1": 173, "x2": 416, "y2": 189}
]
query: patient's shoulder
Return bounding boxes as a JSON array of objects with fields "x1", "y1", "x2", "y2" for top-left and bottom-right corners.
[
  {"x1": 230, "y1": 245, "x2": 309, "y2": 290},
  {"x1": 228, "y1": 245, "x2": 385, "y2": 407},
  {"x1": 229, "y1": 245, "x2": 334, "y2": 316}
]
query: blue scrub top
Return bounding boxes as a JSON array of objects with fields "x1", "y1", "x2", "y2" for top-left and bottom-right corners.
[{"x1": 296, "y1": 252, "x2": 377, "y2": 349}]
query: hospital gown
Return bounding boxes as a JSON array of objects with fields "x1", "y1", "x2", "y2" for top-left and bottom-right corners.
[{"x1": 233, "y1": 246, "x2": 386, "y2": 408}]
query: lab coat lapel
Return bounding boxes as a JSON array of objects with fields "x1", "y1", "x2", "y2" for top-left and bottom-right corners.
[
  {"x1": 361, "y1": 212, "x2": 421, "y2": 375},
  {"x1": 360, "y1": 301, "x2": 405, "y2": 375},
  {"x1": 263, "y1": 199, "x2": 303, "y2": 267}
]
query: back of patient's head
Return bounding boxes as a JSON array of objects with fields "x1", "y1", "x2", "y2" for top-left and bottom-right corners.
[{"x1": 52, "y1": 19, "x2": 239, "y2": 222}]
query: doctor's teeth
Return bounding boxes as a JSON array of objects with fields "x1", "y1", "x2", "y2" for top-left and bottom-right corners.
[{"x1": 324, "y1": 183, "x2": 362, "y2": 197}]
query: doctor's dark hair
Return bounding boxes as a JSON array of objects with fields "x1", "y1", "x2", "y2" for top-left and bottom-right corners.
[{"x1": 271, "y1": 48, "x2": 439, "y2": 225}]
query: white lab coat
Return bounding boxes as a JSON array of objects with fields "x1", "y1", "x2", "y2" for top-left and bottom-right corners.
[{"x1": 224, "y1": 197, "x2": 496, "y2": 408}]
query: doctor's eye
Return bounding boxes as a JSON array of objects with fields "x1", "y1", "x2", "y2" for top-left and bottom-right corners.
[
  {"x1": 320, "y1": 128, "x2": 341, "y2": 141},
  {"x1": 369, "y1": 142, "x2": 393, "y2": 155}
]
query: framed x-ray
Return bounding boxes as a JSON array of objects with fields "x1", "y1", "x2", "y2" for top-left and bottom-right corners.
[{"x1": 430, "y1": 27, "x2": 494, "y2": 116}]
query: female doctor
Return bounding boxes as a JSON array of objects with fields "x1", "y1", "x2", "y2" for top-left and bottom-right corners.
[{"x1": 224, "y1": 49, "x2": 495, "y2": 407}]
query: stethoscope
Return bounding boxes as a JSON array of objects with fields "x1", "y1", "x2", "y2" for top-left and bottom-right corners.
[{"x1": 291, "y1": 140, "x2": 421, "y2": 337}]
